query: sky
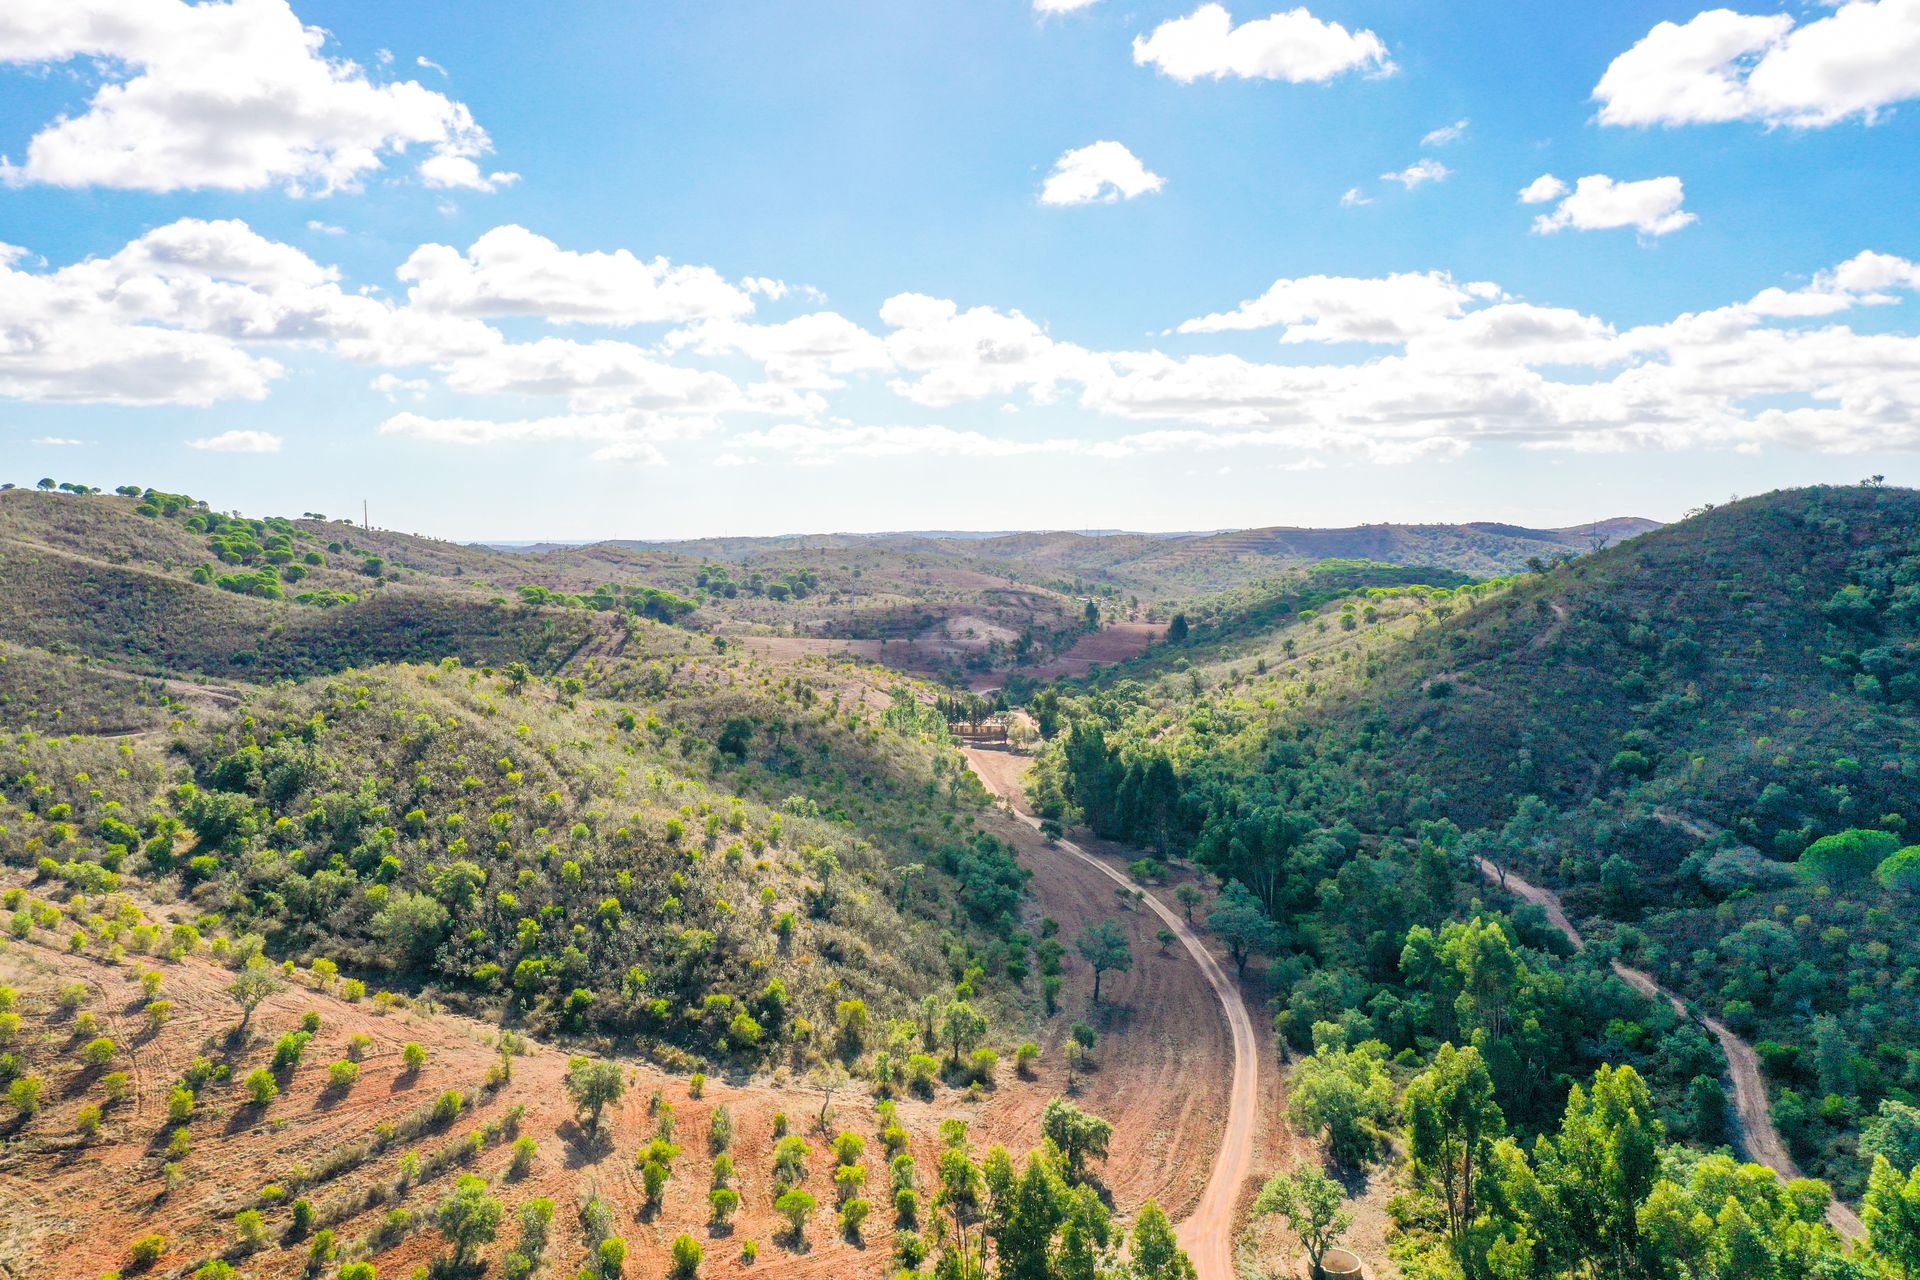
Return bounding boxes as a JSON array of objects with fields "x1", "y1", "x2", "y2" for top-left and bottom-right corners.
[{"x1": 2, "y1": 0, "x2": 1919, "y2": 540}]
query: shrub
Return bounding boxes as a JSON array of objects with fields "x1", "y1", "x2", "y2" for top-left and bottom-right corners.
[
  {"x1": 689, "y1": 1072, "x2": 706, "y2": 1098},
  {"x1": 510, "y1": 1134, "x2": 538, "y2": 1177},
  {"x1": 76, "y1": 1102, "x2": 103, "y2": 1138},
  {"x1": 775, "y1": 1188, "x2": 817, "y2": 1239},
  {"x1": 327, "y1": 1059, "x2": 361, "y2": 1090},
  {"x1": 402, "y1": 1041, "x2": 427, "y2": 1071},
  {"x1": 432, "y1": 1090, "x2": 464, "y2": 1124},
  {"x1": 167, "y1": 1086, "x2": 194, "y2": 1122},
  {"x1": 234, "y1": 1208, "x2": 266, "y2": 1248},
  {"x1": 244, "y1": 1068, "x2": 278, "y2": 1106},
  {"x1": 741, "y1": 1239, "x2": 759, "y2": 1262},
  {"x1": 840, "y1": 1197, "x2": 870, "y2": 1238},
  {"x1": 127, "y1": 1235, "x2": 166, "y2": 1267},
  {"x1": 82, "y1": 1036, "x2": 117, "y2": 1067},
  {"x1": 9, "y1": 1075, "x2": 44, "y2": 1117},
  {"x1": 1015, "y1": 1041, "x2": 1040, "y2": 1076},
  {"x1": 709, "y1": 1187, "x2": 741, "y2": 1222},
  {"x1": 102, "y1": 1071, "x2": 131, "y2": 1103},
  {"x1": 670, "y1": 1233, "x2": 703, "y2": 1279}
]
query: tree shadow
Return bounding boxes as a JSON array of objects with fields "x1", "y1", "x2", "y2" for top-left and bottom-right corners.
[{"x1": 558, "y1": 1118, "x2": 613, "y2": 1166}]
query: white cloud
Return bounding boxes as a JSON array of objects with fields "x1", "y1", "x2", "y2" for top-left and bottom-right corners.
[
  {"x1": 1339, "y1": 187, "x2": 1372, "y2": 207},
  {"x1": 730, "y1": 423, "x2": 1088, "y2": 464},
  {"x1": 307, "y1": 220, "x2": 346, "y2": 235},
  {"x1": 0, "y1": 0, "x2": 506, "y2": 195},
  {"x1": 398, "y1": 225, "x2": 754, "y2": 325},
  {"x1": 417, "y1": 153, "x2": 519, "y2": 192},
  {"x1": 371, "y1": 373, "x2": 430, "y2": 400},
  {"x1": 1133, "y1": 3, "x2": 1392, "y2": 83},
  {"x1": 1595, "y1": 0, "x2": 1920, "y2": 128},
  {"x1": 378, "y1": 410, "x2": 702, "y2": 464},
  {"x1": 416, "y1": 55, "x2": 448, "y2": 77},
  {"x1": 1530, "y1": 174, "x2": 1695, "y2": 236},
  {"x1": 1518, "y1": 173, "x2": 1569, "y2": 204},
  {"x1": 1180, "y1": 271, "x2": 1504, "y2": 342},
  {"x1": 32, "y1": 436, "x2": 87, "y2": 446},
  {"x1": 187, "y1": 429, "x2": 282, "y2": 454},
  {"x1": 1035, "y1": 0, "x2": 1101, "y2": 11},
  {"x1": 1039, "y1": 141, "x2": 1166, "y2": 206},
  {"x1": 664, "y1": 312, "x2": 891, "y2": 389},
  {"x1": 1381, "y1": 158, "x2": 1450, "y2": 188},
  {"x1": 1421, "y1": 118, "x2": 1469, "y2": 146},
  {"x1": 879, "y1": 293, "x2": 1103, "y2": 407}
]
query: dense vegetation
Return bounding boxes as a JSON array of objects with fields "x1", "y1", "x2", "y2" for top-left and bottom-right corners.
[{"x1": 1027, "y1": 484, "x2": 1920, "y2": 1273}]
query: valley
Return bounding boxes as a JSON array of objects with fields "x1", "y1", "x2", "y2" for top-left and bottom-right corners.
[{"x1": 3, "y1": 480, "x2": 1918, "y2": 1280}]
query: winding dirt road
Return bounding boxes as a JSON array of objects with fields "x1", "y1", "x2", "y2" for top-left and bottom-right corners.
[
  {"x1": 1474, "y1": 857, "x2": 1865, "y2": 1240},
  {"x1": 964, "y1": 746, "x2": 1259, "y2": 1280}
]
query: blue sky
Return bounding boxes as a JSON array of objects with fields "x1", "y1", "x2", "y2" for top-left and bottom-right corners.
[{"x1": 2, "y1": 0, "x2": 1918, "y2": 538}]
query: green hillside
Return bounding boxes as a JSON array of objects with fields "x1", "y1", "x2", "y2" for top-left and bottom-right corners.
[{"x1": 1032, "y1": 483, "x2": 1920, "y2": 1194}]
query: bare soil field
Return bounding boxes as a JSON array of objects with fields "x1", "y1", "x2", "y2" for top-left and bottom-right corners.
[
  {"x1": 972, "y1": 623, "x2": 1168, "y2": 691},
  {"x1": 0, "y1": 893, "x2": 1122, "y2": 1280}
]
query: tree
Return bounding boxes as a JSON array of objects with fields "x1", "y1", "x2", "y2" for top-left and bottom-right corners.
[
  {"x1": 670, "y1": 1233, "x2": 703, "y2": 1279},
  {"x1": 1074, "y1": 920, "x2": 1132, "y2": 1004},
  {"x1": 1174, "y1": 882, "x2": 1203, "y2": 923},
  {"x1": 1166, "y1": 613, "x2": 1189, "y2": 643},
  {"x1": 1207, "y1": 880, "x2": 1277, "y2": 977},
  {"x1": 226, "y1": 960, "x2": 284, "y2": 1034},
  {"x1": 1864, "y1": 1101, "x2": 1920, "y2": 1175},
  {"x1": 1290, "y1": 1026, "x2": 1396, "y2": 1167},
  {"x1": 1254, "y1": 1167, "x2": 1352, "y2": 1280},
  {"x1": 1130, "y1": 1200, "x2": 1197, "y2": 1280},
  {"x1": 942, "y1": 1001, "x2": 988, "y2": 1065},
  {"x1": 566, "y1": 1057, "x2": 625, "y2": 1137},
  {"x1": 1799, "y1": 828, "x2": 1901, "y2": 889},
  {"x1": 1040, "y1": 1098, "x2": 1112, "y2": 1183},
  {"x1": 1867, "y1": 1155, "x2": 1920, "y2": 1280},
  {"x1": 435, "y1": 1174, "x2": 503, "y2": 1265},
  {"x1": 811, "y1": 1061, "x2": 849, "y2": 1128},
  {"x1": 1405, "y1": 1043, "x2": 1503, "y2": 1257},
  {"x1": 775, "y1": 1188, "x2": 817, "y2": 1241},
  {"x1": 1880, "y1": 845, "x2": 1920, "y2": 896}
]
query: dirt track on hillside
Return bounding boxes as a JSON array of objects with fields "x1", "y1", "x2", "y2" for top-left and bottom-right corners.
[
  {"x1": 964, "y1": 745, "x2": 1260, "y2": 1280},
  {"x1": 1473, "y1": 857, "x2": 1865, "y2": 1240}
]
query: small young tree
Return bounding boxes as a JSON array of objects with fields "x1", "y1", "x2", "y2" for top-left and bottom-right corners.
[
  {"x1": 435, "y1": 1174, "x2": 504, "y2": 1265},
  {"x1": 226, "y1": 960, "x2": 284, "y2": 1035},
  {"x1": 1075, "y1": 920, "x2": 1132, "y2": 1004},
  {"x1": 566, "y1": 1056, "x2": 625, "y2": 1137},
  {"x1": 775, "y1": 1188, "x2": 817, "y2": 1242}
]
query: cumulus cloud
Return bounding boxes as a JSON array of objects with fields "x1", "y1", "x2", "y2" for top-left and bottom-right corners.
[
  {"x1": 1595, "y1": 0, "x2": 1920, "y2": 128},
  {"x1": 398, "y1": 225, "x2": 755, "y2": 325},
  {"x1": 9, "y1": 217, "x2": 1920, "y2": 469},
  {"x1": 1179, "y1": 271, "x2": 1503, "y2": 342},
  {"x1": 0, "y1": 0, "x2": 507, "y2": 195},
  {"x1": 1339, "y1": 187, "x2": 1372, "y2": 207},
  {"x1": 1133, "y1": 3, "x2": 1392, "y2": 83},
  {"x1": 1039, "y1": 141, "x2": 1166, "y2": 206},
  {"x1": 1518, "y1": 174, "x2": 1569, "y2": 204},
  {"x1": 187, "y1": 429, "x2": 282, "y2": 453},
  {"x1": 1381, "y1": 158, "x2": 1450, "y2": 189},
  {"x1": 1421, "y1": 119, "x2": 1469, "y2": 146},
  {"x1": 1529, "y1": 174, "x2": 1695, "y2": 236}
]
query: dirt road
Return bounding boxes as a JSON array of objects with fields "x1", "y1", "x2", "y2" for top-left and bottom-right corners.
[
  {"x1": 1473, "y1": 857, "x2": 1865, "y2": 1240},
  {"x1": 965, "y1": 746, "x2": 1258, "y2": 1280}
]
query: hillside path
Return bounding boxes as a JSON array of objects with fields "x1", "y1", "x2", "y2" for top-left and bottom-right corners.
[
  {"x1": 965, "y1": 746, "x2": 1259, "y2": 1280},
  {"x1": 1473, "y1": 857, "x2": 1865, "y2": 1240}
]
